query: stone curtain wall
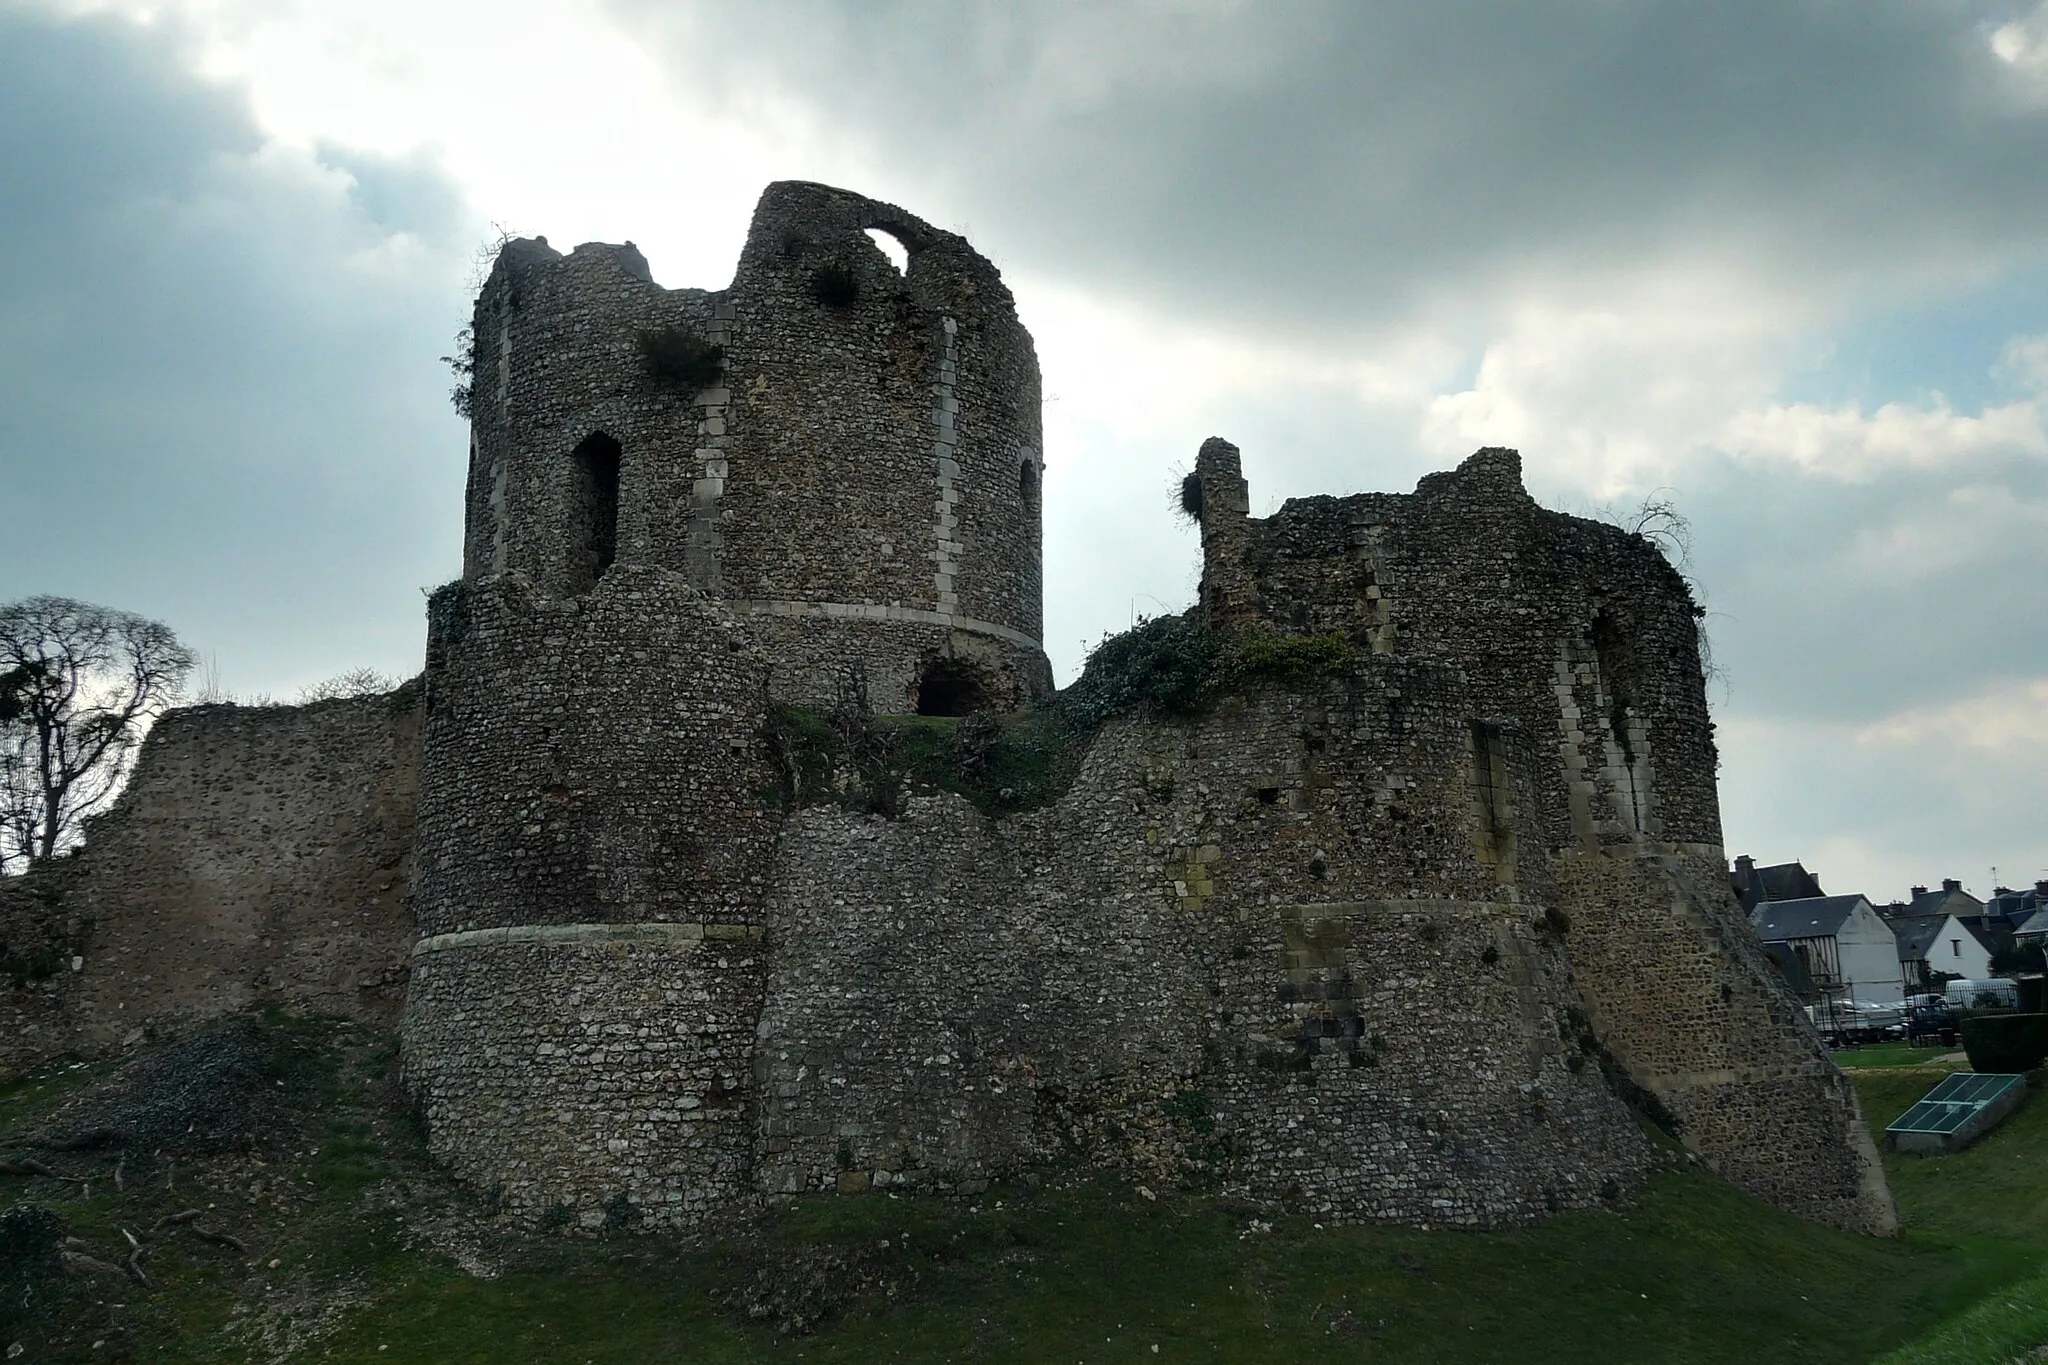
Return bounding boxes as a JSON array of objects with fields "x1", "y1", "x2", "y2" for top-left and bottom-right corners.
[
  {"x1": 460, "y1": 181, "x2": 1050, "y2": 715},
  {"x1": 1558, "y1": 851, "x2": 1897, "y2": 1233},
  {"x1": 754, "y1": 697, "x2": 1653, "y2": 1225},
  {"x1": 0, "y1": 688, "x2": 422, "y2": 1080}
]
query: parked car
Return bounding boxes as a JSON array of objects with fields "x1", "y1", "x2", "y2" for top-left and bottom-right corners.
[{"x1": 1806, "y1": 1000, "x2": 1908, "y2": 1046}]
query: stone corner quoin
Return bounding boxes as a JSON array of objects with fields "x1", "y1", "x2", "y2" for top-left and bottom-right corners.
[{"x1": 2, "y1": 179, "x2": 1896, "y2": 1240}]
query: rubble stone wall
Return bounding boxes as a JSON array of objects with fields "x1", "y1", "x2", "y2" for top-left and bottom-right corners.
[
  {"x1": 20, "y1": 183, "x2": 1895, "y2": 1242},
  {"x1": 461, "y1": 180, "x2": 1049, "y2": 713},
  {"x1": 0, "y1": 688, "x2": 422, "y2": 1079},
  {"x1": 753, "y1": 696, "x2": 1654, "y2": 1227}
]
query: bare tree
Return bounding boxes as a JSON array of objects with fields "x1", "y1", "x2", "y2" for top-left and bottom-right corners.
[
  {"x1": 298, "y1": 666, "x2": 399, "y2": 703},
  {"x1": 0, "y1": 597, "x2": 196, "y2": 874}
]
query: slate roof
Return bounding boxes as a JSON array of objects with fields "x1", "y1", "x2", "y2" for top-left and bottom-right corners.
[
  {"x1": 1986, "y1": 889, "x2": 2046, "y2": 924},
  {"x1": 1752, "y1": 895, "x2": 1870, "y2": 943},
  {"x1": 1732, "y1": 859, "x2": 1827, "y2": 914},
  {"x1": 1907, "y1": 886, "x2": 1984, "y2": 918},
  {"x1": 2014, "y1": 910, "x2": 2048, "y2": 941},
  {"x1": 1893, "y1": 916, "x2": 1951, "y2": 964}
]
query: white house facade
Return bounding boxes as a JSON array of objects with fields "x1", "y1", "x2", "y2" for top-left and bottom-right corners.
[{"x1": 1753, "y1": 894, "x2": 1907, "y2": 1006}]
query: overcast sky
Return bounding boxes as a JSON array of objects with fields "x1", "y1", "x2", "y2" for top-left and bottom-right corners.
[{"x1": 2, "y1": 0, "x2": 2043, "y2": 902}]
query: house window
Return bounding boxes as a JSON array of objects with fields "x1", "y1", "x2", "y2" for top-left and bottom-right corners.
[{"x1": 1952, "y1": 939, "x2": 1961, "y2": 957}]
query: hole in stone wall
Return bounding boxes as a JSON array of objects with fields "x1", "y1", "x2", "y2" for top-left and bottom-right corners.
[
  {"x1": 813, "y1": 262, "x2": 860, "y2": 309},
  {"x1": 913, "y1": 657, "x2": 992, "y2": 717},
  {"x1": 568, "y1": 431, "x2": 621, "y2": 593},
  {"x1": 1019, "y1": 458, "x2": 1039, "y2": 505},
  {"x1": 1590, "y1": 610, "x2": 1638, "y2": 759},
  {"x1": 864, "y1": 227, "x2": 909, "y2": 275}
]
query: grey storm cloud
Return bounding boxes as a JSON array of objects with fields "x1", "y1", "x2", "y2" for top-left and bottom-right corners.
[
  {"x1": 0, "y1": 7, "x2": 477, "y2": 695},
  {"x1": 613, "y1": 0, "x2": 2048, "y2": 334}
]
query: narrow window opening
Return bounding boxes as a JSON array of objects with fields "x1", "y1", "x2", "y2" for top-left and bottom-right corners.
[
  {"x1": 864, "y1": 227, "x2": 909, "y2": 275},
  {"x1": 1019, "y1": 458, "x2": 1039, "y2": 504},
  {"x1": 913, "y1": 657, "x2": 990, "y2": 717},
  {"x1": 568, "y1": 432, "x2": 621, "y2": 593},
  {"x1": 1469, "y1": 719, "x2": 1517, "y2": 883}
]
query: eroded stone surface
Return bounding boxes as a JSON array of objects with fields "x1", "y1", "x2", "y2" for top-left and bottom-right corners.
[{"x1": 1, "y1": 181, "x2": 1895, "y2": 1240}]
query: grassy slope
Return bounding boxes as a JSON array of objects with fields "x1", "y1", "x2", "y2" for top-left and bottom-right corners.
[
  {"x1": 2, "y1": 1025, "x2": 2043, "y2": 1365},
  {"x1": 1834, "y1": 1045, "x2": 1966, "y2": 1071}
]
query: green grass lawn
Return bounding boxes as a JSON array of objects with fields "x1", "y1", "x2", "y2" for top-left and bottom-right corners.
[
  {"x1": 3, "y1": 1022, "x2": 2044, "y2": 1364},
  {"x1": 1831, "y1": 1043, "x2": 1965, "y2": 1070}
]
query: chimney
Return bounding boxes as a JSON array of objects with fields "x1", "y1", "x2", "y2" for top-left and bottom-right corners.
[
  {"x1": 1911, "y1": 886, "x2": 1928, "y2": 898},
  {"x1": 2035, "y1": 879, "x2": 2047, "y2": 898},
  {"x1": 1942, "y1": 878, "x2": 1962, "y2": 894}
]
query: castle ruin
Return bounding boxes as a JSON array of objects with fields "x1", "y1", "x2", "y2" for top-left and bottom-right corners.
[{"x1": 1, "y1": 182, "x2": 1895, "y2": 1236}]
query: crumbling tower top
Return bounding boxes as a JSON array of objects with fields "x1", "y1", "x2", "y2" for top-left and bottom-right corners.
[{"x1": 458, "y1": 181, "x2": 1051, "y2": 712}]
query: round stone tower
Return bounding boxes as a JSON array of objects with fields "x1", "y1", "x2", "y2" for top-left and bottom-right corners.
[{"x1": 458, "y1": 180, "x2": 1050, "y2": 713}]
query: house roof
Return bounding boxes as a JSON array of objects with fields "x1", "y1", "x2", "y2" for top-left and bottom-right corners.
[
  {"x1": 1753, "y1": 895, "x2": 1870, "y2": 943},
  {"x1": 1893, "y1": 916, "x2": 1952, "y2": 963},
  {"x1": 1734, "y1": 860, "x2": 1827, "y2": 912},
  {"x1": 1907, "y1": 886, "x2": 1984, "y2": 917},
  {"x1": 2014, "y1": 910, "x2": 2048, "y2": 941},
  {"x1": 1986, "y1": 889, "x2": 2045, "y2": 924}
]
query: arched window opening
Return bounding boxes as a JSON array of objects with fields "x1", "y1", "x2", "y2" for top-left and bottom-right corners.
[
  {"x1": 914, "y1": 657, "x2": 991, "y2": 717},
  {"x1": 568, "y1": 432, "x2": 621, "y2": 593},
  {"x1": 864, "y1": 227, "x2": 909, "y2": 275},
  {"x1": 1589, "y1": 610, "x2": 1637, "y2": 760},
  {"x1": 1018, "y1": 458, "x2": 1039, "y2": 505}
]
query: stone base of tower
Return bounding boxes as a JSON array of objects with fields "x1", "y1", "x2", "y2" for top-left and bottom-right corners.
[{"x1": 401, "y1": 924, "x2": 765, "y2": 1229}]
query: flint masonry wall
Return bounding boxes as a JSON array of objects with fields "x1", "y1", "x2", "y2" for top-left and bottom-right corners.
[
  {"x1": 755, "y1": 691, "x2": 1654, "y2": 1224},
  {"x1": 1189, "y1": 442, "x2": 1894, "y2": 1235},
  {"x1": 402, "y1": 566, "x2": 784, "y2": 1223},
  {"x1": 32, "y1": 181, "x2": 1891, "y2": 1239},
  {"x1": 462, "y1": 181, "x2": 1050, "y2": 714},
  {"x1": 0, "y1": 688, "x2": 421, "y2": 1080}
]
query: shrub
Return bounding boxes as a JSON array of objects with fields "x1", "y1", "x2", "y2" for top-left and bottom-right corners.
[
  {"x1": 637, "y1": 325, "x2": 725, "y2": 391},
  {"x1": 1061, "y1": 617, "x2": 1356, "y2": 729},
  {"x1": 1960, "y1": 1013, "x2": 2048, "y2": 1074}
]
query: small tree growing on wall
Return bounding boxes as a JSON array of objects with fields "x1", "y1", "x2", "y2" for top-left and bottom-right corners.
[{"x1": 0, "y1": 596, "x2": 195, "y2": 874}]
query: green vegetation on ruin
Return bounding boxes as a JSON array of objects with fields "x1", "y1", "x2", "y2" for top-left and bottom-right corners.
[
  {"x1": 3, "y1": 1015, "x2": 2044, "y2": 1363},
  {"x1": 765, "y1": 616, "x2": 1360, "y2": 817}
]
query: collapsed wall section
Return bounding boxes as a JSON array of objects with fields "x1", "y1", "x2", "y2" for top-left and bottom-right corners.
[
  {"x1": 1187, "y1": 442, "x2": 1894, "y2": 1235},
  {"x1": 755, "y1": 690, "x2": 1653, "y2": 1224},
  {"x1": 403, "y1": 566, "x2": 782, "y2": 1225},
  {"x1": 1556, "y1": 851, "x2": 1896, "y2": 1233},
  {"x1": 1, "y1": 688, "x2": 422, "y2": 1080}
]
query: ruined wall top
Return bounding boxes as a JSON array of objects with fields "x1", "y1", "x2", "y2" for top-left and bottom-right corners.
[
  {"x1": 1192, "y1": 444, "x2": 1721, "y2": 854},
  {"x1": 458, "y1": 181, "x2": 1048, "y2": 712}
]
